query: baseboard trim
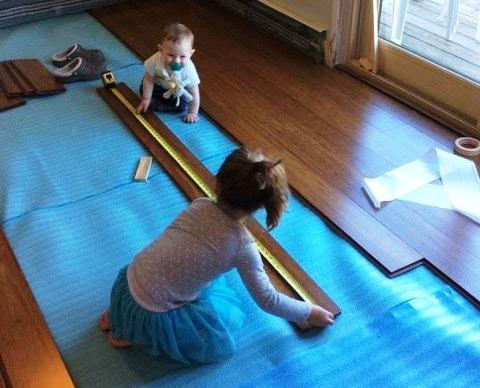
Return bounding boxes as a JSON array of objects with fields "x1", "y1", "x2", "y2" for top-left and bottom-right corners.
[
  {"x1": 339, "y1": 62, "x2": 479, "y2": 138},
  {"x1": 213, "y1": 0, "x2": 325, "y2": 63}
]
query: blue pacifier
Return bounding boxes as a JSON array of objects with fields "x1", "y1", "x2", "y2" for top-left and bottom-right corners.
[{"x1": 170, "y1": 62, "x2": 183, "y2": 71}]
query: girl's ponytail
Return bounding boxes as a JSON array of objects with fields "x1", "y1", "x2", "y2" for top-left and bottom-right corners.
[
  {"x1": 216, "y1": 147, "x2": 289, "y2": 230},
  {"x1": 259, "y1": 159, "x2": 289, "y2": 230}
]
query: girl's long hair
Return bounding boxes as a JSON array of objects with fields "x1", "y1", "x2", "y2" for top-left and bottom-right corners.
[{"x1": 216, "y1": 147, "x2": 289, "y2": 230}]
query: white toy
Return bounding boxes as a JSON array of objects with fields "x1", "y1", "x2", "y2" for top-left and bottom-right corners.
[{"x1": 162, "y1": 71, "x2": 193, "y2": 107}]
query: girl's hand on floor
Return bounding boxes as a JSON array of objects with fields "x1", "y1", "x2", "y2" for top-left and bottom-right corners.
[{"x1": 303, "y1": 305, "x2": 335, "y2": 329}]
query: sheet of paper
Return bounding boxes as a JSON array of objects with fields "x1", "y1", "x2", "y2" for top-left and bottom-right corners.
[{"x1": 363, "y1": 148, "x2": 480, "y2": 224}]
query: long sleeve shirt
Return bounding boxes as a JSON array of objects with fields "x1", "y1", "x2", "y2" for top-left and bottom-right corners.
[{"x1": 127, "y1": 198, "x2": 311, "y2": 322}]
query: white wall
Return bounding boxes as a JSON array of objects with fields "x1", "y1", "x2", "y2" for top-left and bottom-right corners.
[{"x1": 259, "y1": 0, "x2": 333, "y2": 32}]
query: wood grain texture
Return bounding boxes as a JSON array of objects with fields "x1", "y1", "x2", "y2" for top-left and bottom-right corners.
[
  {"x1": 98, "y1": 82, "x2": 340, "y2": 316},
  {"x1": 0, "y1": 229, "x2": 74, "y2": 388},
  {"x1": 4, "y1": 61, "x2": 35, "y2": 96},
  {"x1": 0, "y1": 371, "x2": 6, "y2": 388},
  {"x1": 91, "y1": 0, "x2": 480, "y2": 305},
  {"x1": 0, "y1": 59, "x2": 64, "y2": 98},
  {"x1": 0, "y1": 87, "x2": 24, "y2": 112},
  {"x1": 11, "y1": 59, "x2": 65, "y2": 95},
  {"x1": 0, "y1": 62, "x2": 23, "y2": 97}
]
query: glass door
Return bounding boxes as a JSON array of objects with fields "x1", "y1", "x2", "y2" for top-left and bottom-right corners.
[{"x1": 374, "y1": 0, "x2": 480, "y2": 134}]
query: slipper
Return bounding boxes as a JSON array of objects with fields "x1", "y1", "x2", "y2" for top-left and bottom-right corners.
[
  {"x1": 54, "y1": 57, "x2": 106, "y2": 83},
  {"x1": 51, "y1": 43, "x2": 105, "y2": 68}
]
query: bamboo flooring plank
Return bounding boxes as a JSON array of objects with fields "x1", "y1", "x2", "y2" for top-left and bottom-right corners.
[
  {"x1": 0, "y1": 229, "x2": 74, "y2": 388},
  {"x1": 0, "y1": 87, "x2": 24, "y2": 112},
  {"x1": 0, "y1": 62, "x2": 22, "y2": 97},
  {"x1": 4, "y1": 61, "x2": 35, "y2": 96},
  {"x1": 91, "y1": 0, "x2": 480, "y2": 305},
  {"x1": 97, "y1": 82, "x2": 340, "y2": 317},
  {"x1": 0, "y1": 59, "x2": 64, "y2": 98},
  {"x1": 11, "y1": 59, "x2": 65, "y2": 95}
]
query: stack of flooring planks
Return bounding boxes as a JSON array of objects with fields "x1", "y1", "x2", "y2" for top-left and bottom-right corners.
[{"x1": 0, "y1": 58, "x2": 64, "y2": 111}]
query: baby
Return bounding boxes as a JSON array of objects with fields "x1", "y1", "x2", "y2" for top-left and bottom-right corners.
[{"x1": 136, "y1": 23, "x2": 200, "y2": 123}]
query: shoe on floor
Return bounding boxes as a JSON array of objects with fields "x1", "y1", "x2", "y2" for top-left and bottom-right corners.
[
  {"x1": 51, "y1": 43, "x2": 105, "y2": 68},
  {"x1": 54, "y1": 57, "x2": 106, "y2": 83}
]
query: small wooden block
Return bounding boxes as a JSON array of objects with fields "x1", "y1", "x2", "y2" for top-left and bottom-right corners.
[{"x1": 134, "y1": 156, "x2": 153, "y2": 182}]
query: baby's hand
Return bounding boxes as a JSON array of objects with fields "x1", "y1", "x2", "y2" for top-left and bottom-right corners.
[
  {"x1": 136, "y1": 98, "x2": 150, "y2": 114},
  {"x1": 183, "y1": 112, "x2": 198, "y2": 123},
  {"x1": 301, "y1": 305, "x2": 334, "y2": 329}
]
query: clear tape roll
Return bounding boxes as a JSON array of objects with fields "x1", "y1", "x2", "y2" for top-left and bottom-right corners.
[{"x1": 454, "y1": 137, "x2": 480, "y2": 157}]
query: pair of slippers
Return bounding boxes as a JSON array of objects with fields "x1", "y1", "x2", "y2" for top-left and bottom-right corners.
[{"x1": 52, "y1": 44, "x2": 106, "y2": 83}]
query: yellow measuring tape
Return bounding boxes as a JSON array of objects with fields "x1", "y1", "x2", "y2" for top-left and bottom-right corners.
[{"x1": 102, "y1": 72, "x2": 314, "y2": 304}]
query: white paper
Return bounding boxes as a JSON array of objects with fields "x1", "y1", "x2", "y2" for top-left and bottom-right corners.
[{"x1": 363, "y1": 148, "x2": 480, "y2": 224}]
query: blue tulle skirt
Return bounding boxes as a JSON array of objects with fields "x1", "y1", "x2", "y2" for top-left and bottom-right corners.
[{"x1": 108, "y1": 266, "x2": 245, "y2": 364}]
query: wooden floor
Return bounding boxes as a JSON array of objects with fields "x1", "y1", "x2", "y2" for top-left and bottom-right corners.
[
  {"x1": 0, "y1": 229, "x2": 74, "y2": 388},
  {"x1": 91, "y1": 0, "x2": 480, "y2": 305}
]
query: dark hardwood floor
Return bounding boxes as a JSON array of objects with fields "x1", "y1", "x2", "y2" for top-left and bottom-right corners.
[
  {"x1": 0, "y1": 229, "x2": 74, "y2": 388},
  {"x1": 91, "y1": 0, "x2": 480, "y2": 304}
]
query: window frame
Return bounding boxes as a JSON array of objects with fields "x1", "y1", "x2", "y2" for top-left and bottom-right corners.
[{"x1": 348, "y1": 1, "x2": 480, "y2": 137}]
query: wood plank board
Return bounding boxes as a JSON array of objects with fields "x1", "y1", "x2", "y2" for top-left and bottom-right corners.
[
  {"x1": 0, "y1": 61, "x2": 23, "y2": 97},
  {"x1": 4, "y1": 61, "x2": 36, "y2": 96},
  {"x1": 0, "y1": 59, "x2": 64, "y2": 98},
  {"x1": 11, "y1": 59, "x2": 65, "y2": 95},
  {"x1": 0, "y1": 87, "x2": 24, "y2": 112},
  {"x1": 0, "y1": 371, "x2": 6, "y2": 388},
  {"x1": 0, "y1": 229, "x2": 74, "y2": 388},
  {"x1": 91, "y1": 0, "x2": 480, "y2": 307},
  {"x1": 98, "y1": 82, "x2": 340, "y2": 317}
]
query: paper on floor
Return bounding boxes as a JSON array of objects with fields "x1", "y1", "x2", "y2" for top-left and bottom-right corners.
[{"x1": 363, "y1": 148, "x2": 480, "y2": 224}]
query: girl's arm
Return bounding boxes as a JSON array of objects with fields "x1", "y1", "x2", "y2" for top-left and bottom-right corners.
[
  {"x1": 237, "y1": 242, "x2": 334, "y2": 327},
  {"x1": 236, "y1": 241, "x2": 312, "y2": 323}
]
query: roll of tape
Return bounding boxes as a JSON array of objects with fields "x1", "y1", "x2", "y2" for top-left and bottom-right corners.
[{"x1": 454, "y1": 137, "x2": 480, "y2": 157}]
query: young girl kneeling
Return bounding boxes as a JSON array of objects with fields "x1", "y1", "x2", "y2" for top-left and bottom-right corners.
[{"x1": 99, "y1": 147, "x2": 334, "y2": 364}]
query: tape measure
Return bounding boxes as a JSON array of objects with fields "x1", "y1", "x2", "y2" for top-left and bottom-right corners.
[
  {"x1": 454, "y1": 137, "x2": 480, "y2": 157},
  {"x1": 102, "y1": 72, "x2": 315, "y2": 304}
]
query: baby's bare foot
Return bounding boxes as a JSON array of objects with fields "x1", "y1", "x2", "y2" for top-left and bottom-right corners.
[
  {"x1": 98, "y1": 310, "x2": 110, "y2": 332},
  {"x1": 108, "y1": 333, "x2": 131, "y2": 348}
]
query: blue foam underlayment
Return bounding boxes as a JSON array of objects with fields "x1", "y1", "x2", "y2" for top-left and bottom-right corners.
[
  {"x1": 1, "y1": 13, "x2": 479, "y2": 388},
  {"x1": 242, "y1": 288, "x2": 480, "y2": 388}
]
